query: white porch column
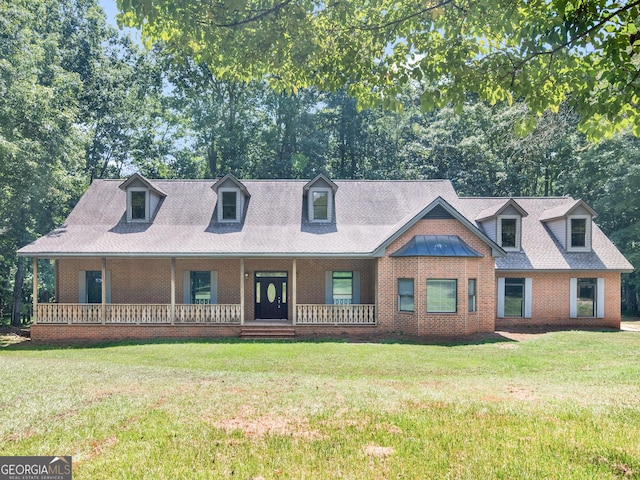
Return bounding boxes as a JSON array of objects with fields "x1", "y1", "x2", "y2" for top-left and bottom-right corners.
[
  {"x1": 32, "y1": 257, "x2": 38, "y2": 324},
  {"x1": 292, "y1": 258, "x2": 297, "y2": 325},
  {"x1": 101, "y1": 257, "x2": 107, "y2": 324},
  {"x1": 240, "y1": 258, "x2": 245, "y2": 325},
  {"x1": 171, "y1": 258, "x2": 176, "y2": 324}
]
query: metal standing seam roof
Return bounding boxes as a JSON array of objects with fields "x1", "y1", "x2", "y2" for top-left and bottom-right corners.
[{"x1": 390, "y1": 235, "x2": 484, "y2": 257}]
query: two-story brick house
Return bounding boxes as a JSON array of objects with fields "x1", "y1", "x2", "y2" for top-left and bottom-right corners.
[{"x1": 18, "y1": 173, "x2": 633, "y2": 341}]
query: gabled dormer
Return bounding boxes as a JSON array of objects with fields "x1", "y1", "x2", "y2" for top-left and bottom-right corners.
[
  {"x1": 212, "y1": 174, "x2": 250, "y2": 223},
  {"x1": 540, "y1": 199, "x2": 596, "y2": 252},
  {"x1": 475, "y1": 199, "x2": 528, "y2": 252},
  {"x1": 303, "y1": 174, "x2": 338, "y2": 223},
  {"x1": 119, "y1": 173, "x2": 166, "y2": 223}
]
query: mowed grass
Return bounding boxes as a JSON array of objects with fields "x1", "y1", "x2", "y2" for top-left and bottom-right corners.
[{"x1": 1, "y1": 331, "x2": 639, "y2": 479}]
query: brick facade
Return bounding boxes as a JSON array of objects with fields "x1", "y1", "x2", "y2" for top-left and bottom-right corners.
[
  {"x1": 495, "y1": 271, "x2": 621, "y2": 329},
  {"x1": 377, "y1": 219, "x2": 496, "y2": 336},
  {"x1": 35, "y1": 221, "x2": 623, "y2": 342}
]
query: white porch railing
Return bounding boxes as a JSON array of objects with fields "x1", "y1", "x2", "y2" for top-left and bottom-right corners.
[
  {"x1": 175, "y1": 304, "x2": 241, "y2": 324},
  {"x1": 35, "y1": 303, "x2": 241, "y2": 324},
  {"x1": 296, "y1": 304, "x2": 376, "y2": 325}
]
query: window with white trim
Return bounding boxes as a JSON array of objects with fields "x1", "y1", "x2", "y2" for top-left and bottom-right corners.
[
  {"x1": 309, "y1": 188, "x2": 332, "y2": 222},
  {"x1": 217, "y1": 188, "x2": 241, "y2": 222},
  {"x1": 128, "y1": 188, "x2": 149, "y2": 222},
  {"x1": 570, "y1": 277, "x2": 604, "y2": 318},
  {"x1": 497, "y1": 215, "x2": 521, "y2": 250},
  {"x1": 567, "y1": 215, "x2": 591, "y2": 251}
]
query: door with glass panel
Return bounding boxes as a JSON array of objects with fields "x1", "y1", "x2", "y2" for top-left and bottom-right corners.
[{"x1": 254, "y1": 272, "x2": 288, "y2": 320}]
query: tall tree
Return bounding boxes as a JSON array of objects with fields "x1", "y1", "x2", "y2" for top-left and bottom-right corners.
[
  {"x1": 0, "y1": 0, "x2": 87, "y2": 325},
  {"x1": 117, "y1": 0, "x2": 640, "y2": 139}
]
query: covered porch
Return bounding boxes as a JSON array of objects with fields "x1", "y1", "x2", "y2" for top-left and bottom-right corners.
[{"x1": 30, "y1": 257, "x2": 377, "y2": 328}]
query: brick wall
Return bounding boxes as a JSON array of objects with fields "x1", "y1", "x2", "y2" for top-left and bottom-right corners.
[
  {"x1": 376, "y1": 219, "x2": 497, "y2": 336},
  {"x1": 496, "y1": 271, "x2": 621, "y2": 329}
]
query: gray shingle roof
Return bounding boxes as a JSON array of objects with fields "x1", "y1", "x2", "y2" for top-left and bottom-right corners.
[
  {"x1": 17, "y1": 178, "x2": 633, "y2": 272},
  {"x1": 18, "y1": 179, "x2": 459, "y2": 257},
  {"x1": 457, "y1": 197, "x2": 632, "y2": 271}
]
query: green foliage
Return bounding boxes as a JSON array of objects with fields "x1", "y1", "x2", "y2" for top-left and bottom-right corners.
[{"x1": 117, "y1": 0, "x2": 640, "y2": 139}]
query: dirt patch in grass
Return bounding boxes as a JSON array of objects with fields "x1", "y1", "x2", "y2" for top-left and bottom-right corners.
[
  {"x1": 212, "y1": 413, "x2": 324, "y2": 440},
  {"x1": 363, "y1": 445, "x2": 395, "y2": 458}
]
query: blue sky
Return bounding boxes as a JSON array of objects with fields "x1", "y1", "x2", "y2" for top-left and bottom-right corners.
[{"x1": 98, "y1": 0, "x2": 119, "y2": 27}]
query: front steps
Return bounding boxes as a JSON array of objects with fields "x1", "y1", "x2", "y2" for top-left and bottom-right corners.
[{"x1": 240, "y1": 324, "x2": 296, "y2": 340}]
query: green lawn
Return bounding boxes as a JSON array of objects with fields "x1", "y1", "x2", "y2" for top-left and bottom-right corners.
[{"x1": 1, "y1": 331, "x2": 639, "y2": 479}]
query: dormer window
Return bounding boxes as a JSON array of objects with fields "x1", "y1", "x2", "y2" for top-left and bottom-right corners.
[
  {"x1": 130, "y1": 190, "x2": 147, "y2": 221},
  {"x1": 212, "y1": 174, "x2": 250, "y2": 224},
  {"x1": 120, "y1": 173, "x2": 166, "y2": 224},
  {"x1": 311, "y1": 189, "x2": 330, "y2": 221},
  {"x1": 217, "y1": 188, "x2": 241, "y2": 222},
  {"x1": 221, "y1": 190, "x2": 238, "y2": 221},
  {"x1": 304, "y1": 174, "x2": 338, "y2": 224},
  {"x1": 568, "y1": 215, "x2": 591, "y2": 251},
  {"x1": 570, "y1": 218, "x2": 586, "y2": 248},
  {"x1": 497, "y1": 215, "x2": 521, "y2": 251}
]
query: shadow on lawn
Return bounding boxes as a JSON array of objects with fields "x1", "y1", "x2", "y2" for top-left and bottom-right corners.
[{"x1": 1, "y1": 326, "x2": 625, "y2": 351}]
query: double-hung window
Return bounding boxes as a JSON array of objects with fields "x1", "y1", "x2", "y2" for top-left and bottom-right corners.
[
  {"x1": 218, "y1": 189, "x2": 240, "y2": 222},
  {"x1": 468, "y1": 279, "x2": 477, "y2": 313},
  {"x1": 309, "y1": 188, "x2": 332, "y2": 222},
  {"x1": 398, "y1": 279, "x2": 415, "y2": 312},
  {"x1": 128, "y1": 189, "x2": 149, "y2": 222},
  {"x1": 498, "y1": 216, "x2": 520, "y2": 250}
]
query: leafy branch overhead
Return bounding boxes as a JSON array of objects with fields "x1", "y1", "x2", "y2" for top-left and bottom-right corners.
[{"x1": 117, "y1": 0, "x2": 640, "y2": 139}]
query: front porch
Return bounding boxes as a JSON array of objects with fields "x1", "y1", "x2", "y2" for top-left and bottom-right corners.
[{"x1": 34, "y1": 303, "x2": 376, "y2": 326}]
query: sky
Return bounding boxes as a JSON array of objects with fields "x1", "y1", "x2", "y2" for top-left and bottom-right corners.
[{"x1": 98, "y1": 0, "x2": 141, "y2": 42}]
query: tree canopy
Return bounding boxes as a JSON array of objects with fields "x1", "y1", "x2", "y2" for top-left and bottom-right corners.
[{"x1": 117, "y1": 0, "x2": 640, "y2": 139}]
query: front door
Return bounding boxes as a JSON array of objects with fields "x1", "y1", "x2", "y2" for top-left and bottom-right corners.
[{"x1": 255, "y1": 273, "x2": 288, "y2": 320}]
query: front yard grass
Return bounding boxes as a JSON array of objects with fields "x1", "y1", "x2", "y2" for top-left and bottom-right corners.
[{"x1": 1, "y1": 330, "x2": 639, "y2": 479}]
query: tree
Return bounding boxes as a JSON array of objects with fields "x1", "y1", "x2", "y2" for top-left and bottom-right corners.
[
  {"x1": 117, "y1": 0, "x2": 640, "y2": 139},
  {"x1": 0, "y1": 0, "x2": 87, "y2": 325}
]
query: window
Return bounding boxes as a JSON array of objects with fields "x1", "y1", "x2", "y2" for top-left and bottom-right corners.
[
  {"x1": 190, "y1": 271, "x2": 211, "y2": 304},
  {"x1": 576, "y1": 278, "x2": 596, "y2": 317},
  {"x1": 497, "y1": 216, "x2": 520, "y2": 250},
  {"x1": 86, "y1": 271, "x2": 102, "y2": 304},
  {"x1": 468, "y1": 279, "x2": 477, "y2": 313},
  {"x1": 312, "y1": 190, "x2": 328, "y2": 220},
  {"x1": 398, "y1": 278, "x2": 414, "y2": 312},
  {"x1": 222, "y1": 191, "x2": 237, "y2": 221},
  {"x1": 128, "y1": 189, "x2": 148, "y2": 221},
  {"x1": 504, "y1": 278, "x2": 525, "y2": 317},
  {"x1": 570, "y1": 218, "x2": 586, "y2": 248},
  {"x1": 332, "y1": 271, "x2": 353, "y2": 304},
  {"x1": 501, "y1": 218, "x2": 516, "y2": 248},
  {"x1": 426, "y1": 279, "x2": 457, "y2": 313},
  {"x1": 309, "y1": 188, "x2": 332, "y2": 222}
]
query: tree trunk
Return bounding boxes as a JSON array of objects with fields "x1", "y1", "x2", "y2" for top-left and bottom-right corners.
[{"x1": 11, "y1": 257, "x2": 25, "y2": 327}]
